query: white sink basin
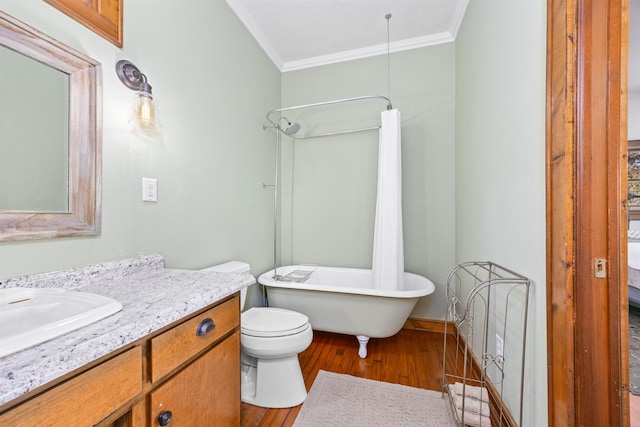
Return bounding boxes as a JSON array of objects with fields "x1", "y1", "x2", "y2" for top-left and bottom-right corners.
[{"x1": 0, "y1": 287, "x2": 122, "y2": 357}]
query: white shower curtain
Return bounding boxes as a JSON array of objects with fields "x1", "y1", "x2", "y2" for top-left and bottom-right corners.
[{"x1": 372, "y1": 109, "x2": 404, "y2": 290}]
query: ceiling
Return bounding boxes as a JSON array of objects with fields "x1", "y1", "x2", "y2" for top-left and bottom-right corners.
[
  {"x1": 226, "y1": 0, "x2": 469, "y2": 72},
  {"x1": 227, "y1": 0, "x2": 640, "y2": 94}
]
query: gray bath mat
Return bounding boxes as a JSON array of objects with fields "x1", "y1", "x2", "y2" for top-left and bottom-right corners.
[{"x1": 293, "y1": 370, "x2": 456, "y2": 426}]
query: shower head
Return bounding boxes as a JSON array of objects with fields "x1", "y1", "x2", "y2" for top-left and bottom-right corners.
[
  {"x1": 278, "y1": 117, "x2": 301, "y2": 136},
  {"x1": 285, "y1": 121, "x2": 300, "y2": 136}
]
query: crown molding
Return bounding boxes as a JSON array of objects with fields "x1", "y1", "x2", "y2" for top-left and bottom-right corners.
[
  {"x1": 227, "y1": 0, "x2": 470, "y2": 73},
  {"x1": 281, "y1": 32, "x2": 455, "y2": 72},
  {"x1": 450, "y1": 0, "x2": 470, "y2": 38},
  {"x1": 225, "y1": 0, "x2": 284, "y2": 70}
]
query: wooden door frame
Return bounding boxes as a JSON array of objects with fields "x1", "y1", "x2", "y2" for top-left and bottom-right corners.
[{"x1": 547, "y1": 0, "x2": 629, "y2": 425}]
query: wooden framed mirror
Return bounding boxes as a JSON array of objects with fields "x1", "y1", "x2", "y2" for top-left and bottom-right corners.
[{"x1": 0, "y1": 11, "x2": 102, "y2": 241}]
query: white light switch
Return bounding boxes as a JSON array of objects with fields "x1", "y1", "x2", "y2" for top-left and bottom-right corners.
[{"x1": 142, "y1": 177, "x2": 157, "y2": 202}]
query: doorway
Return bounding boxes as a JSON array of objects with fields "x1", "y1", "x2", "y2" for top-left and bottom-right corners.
[
  {"x1": 628, "y1": 0, "x2": 640, "y2": 422},
  {"x1": 547, "y1": 0, "x2": 628, "y2": 425}
]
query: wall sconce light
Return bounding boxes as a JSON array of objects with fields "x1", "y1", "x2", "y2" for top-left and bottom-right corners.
[{"x1": 115, "y1": 60, "x2": 161, "y2": 135}]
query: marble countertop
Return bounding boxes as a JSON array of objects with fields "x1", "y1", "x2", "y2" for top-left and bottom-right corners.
[{"x1": 0, "y1": 255, "x2": 255, "y2": 407}]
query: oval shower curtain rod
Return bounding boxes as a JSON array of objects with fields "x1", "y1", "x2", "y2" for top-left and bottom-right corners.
[{"x1": 264, "y1": 94, "x2": 393, "y2": 139}]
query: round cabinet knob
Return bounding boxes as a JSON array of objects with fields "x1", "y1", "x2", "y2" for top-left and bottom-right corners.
[
  {"x1": 158, "y1": 410, "x2": 172, "y2": 426},
  {"x1": 196, "y1": 317, "x2": 216, "y2": 336}
]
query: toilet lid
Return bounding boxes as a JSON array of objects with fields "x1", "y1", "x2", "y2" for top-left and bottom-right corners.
[{"x1": 241, "y1": 307, "x2": 310, "y2": 337}]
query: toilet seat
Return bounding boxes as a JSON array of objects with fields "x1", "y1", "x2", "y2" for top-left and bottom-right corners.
[{"x1": 242, "y1": 307, "x2": 310, "y2": 337}]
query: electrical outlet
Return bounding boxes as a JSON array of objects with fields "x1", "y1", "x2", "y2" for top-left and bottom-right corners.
[
  {"x1": 496, "y1": 334, "x2": 504, "y2": 358},
  {"x1": 142, "y1": 178, "x2": 157, "y2": 202}
]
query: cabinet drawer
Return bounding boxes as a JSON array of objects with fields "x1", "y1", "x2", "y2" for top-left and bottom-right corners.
[
  {"x1": 151, "y1": 295, "x2": 239, "y2": 382},
  {"x1": 0, "y1": 346, "x2": 142, "y2": 427}
]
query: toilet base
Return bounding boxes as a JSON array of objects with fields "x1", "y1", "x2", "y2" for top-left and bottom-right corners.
[{"x1": 241, "y1": 354, "x2": 307, "y2": 408}]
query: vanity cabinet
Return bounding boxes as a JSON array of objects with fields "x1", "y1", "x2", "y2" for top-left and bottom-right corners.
[{"x1": 0, "y1": 294, "x2": 241, "y2": 427}]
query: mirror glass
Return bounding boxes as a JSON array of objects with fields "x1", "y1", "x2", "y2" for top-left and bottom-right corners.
[
  {"x1": 0, "y1": 46, "x2": 70, "y2": 211},
  {"x1": 0, "y1": 11, "x2": 101, "y2": 241}
]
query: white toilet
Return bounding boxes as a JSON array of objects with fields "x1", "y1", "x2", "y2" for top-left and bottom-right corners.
[{"x1": 201, "y1": 261, "x2": 313, "y2": 408}]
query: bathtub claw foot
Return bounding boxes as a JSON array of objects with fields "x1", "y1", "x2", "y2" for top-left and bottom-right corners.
[{"x1": 356, "y1": 335, "x2": 370, "y2": 358}]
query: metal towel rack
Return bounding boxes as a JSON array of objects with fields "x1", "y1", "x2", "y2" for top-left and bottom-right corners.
[{"x1": 441, "y1": 261, "x2": 531, "y2": 426}]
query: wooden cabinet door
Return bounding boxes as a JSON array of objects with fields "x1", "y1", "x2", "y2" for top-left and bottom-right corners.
[
  {"x1": 44, "y1": 0, "x2": 123, "y2": 47},
  {"x1": 150, "y1": 331, "x2": 240, "y2": 427}
]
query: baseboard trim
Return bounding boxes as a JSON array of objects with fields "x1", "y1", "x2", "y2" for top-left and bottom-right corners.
[{"x1": 403, "y1": 317, "x2": 449, "y2": 333}]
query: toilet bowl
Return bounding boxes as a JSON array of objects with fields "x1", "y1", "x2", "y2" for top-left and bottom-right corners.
[{"x1": 201, "y1": 261, "x2": 313, "y2": 408}]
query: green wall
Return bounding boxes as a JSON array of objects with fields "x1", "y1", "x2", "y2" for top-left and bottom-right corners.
[
  {"x1": 0, "y1": 0, "x2": 280, "y2": 279},
  {"x1": 280, "y1": 44, "x2": 457, "y2": 320},
  {"x1": 456, "y1": 0, "x2": 547, "y2": 425}
]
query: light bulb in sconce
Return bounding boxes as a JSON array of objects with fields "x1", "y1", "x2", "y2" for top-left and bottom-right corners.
[
  {"x1": 130, "y1": 86, "x2": 161, "y2": 133},
  {"x1": 116, "y1": 60, "x2": 162, "y2": 135}
]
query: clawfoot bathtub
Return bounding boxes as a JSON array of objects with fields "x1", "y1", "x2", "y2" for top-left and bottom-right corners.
[{"x1": 258, "y1": 265, "x2": 435, "y2": 358}]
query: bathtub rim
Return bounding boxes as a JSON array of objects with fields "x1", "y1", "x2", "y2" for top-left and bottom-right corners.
[{"x1": 257, "y1": 265, "x2": 435, "y2": 299}]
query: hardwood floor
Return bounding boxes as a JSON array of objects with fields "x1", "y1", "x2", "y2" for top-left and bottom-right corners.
[{"x1": 241, "y1": 327, "x2": 452, "y2": 427}]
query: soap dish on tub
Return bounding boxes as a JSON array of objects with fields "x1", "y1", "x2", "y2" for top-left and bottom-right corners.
[{"x1": 278, "y1": 265, "x2": 317, "y2": 283}]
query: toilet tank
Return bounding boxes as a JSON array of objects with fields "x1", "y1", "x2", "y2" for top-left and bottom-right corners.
[
  {"x1": 201, "y1": 261, "x2": 251, "y2": 274},
  {"x1": 200, "y1": 261, "x2": 252, "y2": 309}
]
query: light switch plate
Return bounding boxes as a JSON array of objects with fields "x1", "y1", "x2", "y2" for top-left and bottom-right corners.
[{"x1": 496, "y1": 334, "x2": 504, "y2": 358}]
